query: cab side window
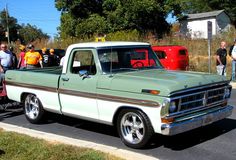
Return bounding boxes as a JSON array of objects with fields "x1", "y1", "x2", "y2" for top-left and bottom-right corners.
[
  {"x1": 71, "y1": 50, "x2": 96, "y2": 75},
  {"x1": 179, "y1": 50, "x2": 187, "y2": 55},
  {"x1": 154, "y1": 51, "x2": 167, "y2": 59}
]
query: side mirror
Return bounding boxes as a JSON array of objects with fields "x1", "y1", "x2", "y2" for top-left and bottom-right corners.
[
  {"x1": 79, "y1": 70, "x2": 88, "y2": 76},
  {"x1": 78, "y1": 70, "x2": 90, "y2": 79}
]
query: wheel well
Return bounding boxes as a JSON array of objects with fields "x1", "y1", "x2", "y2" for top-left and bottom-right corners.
[
  {"x1": 21, "y1": 92, "x2": 33, "y2": 102},
  {"x1": 112, "y1": 106, "x2": 144, "y2": 126}
]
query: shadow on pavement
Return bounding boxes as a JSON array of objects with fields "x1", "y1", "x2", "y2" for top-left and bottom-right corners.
[
  {"x1": 43, "y1": 113, "x2": 119, "y2": 137},
  {"x1": 41, "y1": 113, "x2": 236, "y2": 150},
  {"x1": 0, "y1": 109, "x2": 23, "y2": 122},
  {"x1": 146, "y1": 118, "x2": 236, "y2": 150}
]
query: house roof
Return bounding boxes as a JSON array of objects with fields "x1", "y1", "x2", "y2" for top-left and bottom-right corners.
[{"x1": 187, "y1": 10, "x2": 225, "y2": 20}]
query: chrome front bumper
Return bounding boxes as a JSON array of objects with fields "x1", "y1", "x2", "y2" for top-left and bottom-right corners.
[{"x1": 161, "y1": 105, "x2": 234, "y2": 135}]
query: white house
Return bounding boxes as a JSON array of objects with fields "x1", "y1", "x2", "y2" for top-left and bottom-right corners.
[{"x1": 179, "y1": 10, "x2": 231, "y2": 39}]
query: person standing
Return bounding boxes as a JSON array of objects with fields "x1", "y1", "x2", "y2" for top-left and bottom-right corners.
[
  {"x1": 41, "y1": 47, "x2": 50, "y2": 67},
  {"x1": 229, "y1": 38, "x2": 236, "y2": 81},
  {"x1": 0, "y1": 44, "x2": 13, "y2": 84},
  {"x1": 9, "y1": 46, "x2": 18, "y2": 69},
  {"x1": 0, "y1": 44, "x2": 13, "y2": 72},
  {"x1": 216, "y1": 41, "x2": 227, "y2": 76},
  {"x1": 17, "y1": 45, "x2": 26, "y2": 69},
  {"x1": 48, "y1": 49, "x2": 60, "y2": 66},
  {"x1": 24, "y1": 44, "x2": 43, "y2": 69}
]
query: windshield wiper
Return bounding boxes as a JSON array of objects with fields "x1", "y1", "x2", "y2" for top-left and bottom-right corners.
[
  {"x1": 112, "y1": 68, "x2": 139, "y2": 72},
  {"x1": 140, "y1": 66, "x2": 162, "y2": 70}
]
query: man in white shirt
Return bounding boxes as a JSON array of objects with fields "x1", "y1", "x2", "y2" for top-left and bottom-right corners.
[
  {"x1": 0, "y1": 44, "x2": 13, "y2": 85},
  {"x1": 229, "y1": 39, "x2": 236, "y2": 81}
]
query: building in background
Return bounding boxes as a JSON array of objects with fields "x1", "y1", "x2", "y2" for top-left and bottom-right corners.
[{"x1": 179, "y1": 10, "x2": 231, "y2": 39}]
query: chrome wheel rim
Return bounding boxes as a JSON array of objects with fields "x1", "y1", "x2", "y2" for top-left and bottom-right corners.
[
  {"x1": 120, "y1": 112, "x2": 145, "y2": 144},
  {"x1": 25, "y1": 95, "x2": 39, "y2": 120}
]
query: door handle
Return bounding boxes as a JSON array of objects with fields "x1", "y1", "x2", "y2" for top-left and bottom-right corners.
[{"x1": 62, "y1": 77, "x2": 69, "y2": 81}]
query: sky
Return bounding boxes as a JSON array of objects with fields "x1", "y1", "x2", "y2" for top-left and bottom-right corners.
[{"x1": 0, "y1": 0, "x2": 61, "y2": 38}]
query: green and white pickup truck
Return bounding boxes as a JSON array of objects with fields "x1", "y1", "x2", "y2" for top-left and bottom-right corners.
[{"x1": 5, "y1": 42, "x2": 233, "y2": 148}]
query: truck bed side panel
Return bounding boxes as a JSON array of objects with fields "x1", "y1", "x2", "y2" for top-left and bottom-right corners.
[{"x1": 5, "y1": 70, "x2": 61, "y2": 113}]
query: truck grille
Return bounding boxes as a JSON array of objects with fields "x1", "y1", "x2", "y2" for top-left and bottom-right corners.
[
  {"x1": 179, "y1": 87, "x2": 225, "y2": 111},
  {"x1": 169, "y1": 82, "x2": 231, "y2": 114}
]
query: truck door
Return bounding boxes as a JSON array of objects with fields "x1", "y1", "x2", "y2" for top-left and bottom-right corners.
[{"x1": 58, "y1": 49, "x2": 99, "y2": 119}]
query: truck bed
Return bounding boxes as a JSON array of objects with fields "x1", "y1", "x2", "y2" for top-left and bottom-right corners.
[{"x1": 5, "y1": 67, "x2": 62, "y2": 89}]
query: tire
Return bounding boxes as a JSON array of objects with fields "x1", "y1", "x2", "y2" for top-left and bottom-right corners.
[
  {"x1": 117, "y1": 109, "x2": 154, "y2": 148},
  {"x1": 24, "y1": 94, "x2": 45, "y2": 124}
]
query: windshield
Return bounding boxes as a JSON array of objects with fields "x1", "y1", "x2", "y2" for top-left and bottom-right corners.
[{"x1": 98, "y1": 46, "x2": 163, "y2": 73}]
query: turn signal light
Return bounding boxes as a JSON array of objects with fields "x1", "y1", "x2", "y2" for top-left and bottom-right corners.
[
  {"x1": 161, "y1": 117, "x2": 175, "y2": 123},
  {"x1": 142, "y1": 89, "x2": 160, "y2": 95}
]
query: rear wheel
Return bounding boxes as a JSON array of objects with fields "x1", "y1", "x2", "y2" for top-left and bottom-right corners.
[
  {"x1": 117, "y1": 109, "x2": 154, "y2": 148},
  {"x1": 24, "y1": 94, "x2": 45, "y2": 124}
]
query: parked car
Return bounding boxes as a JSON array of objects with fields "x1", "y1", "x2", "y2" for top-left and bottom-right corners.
[
  {"x1": 152, "y1": 45, "x2": 189, "y2": 70},
  {"x1": 5, "y1": 42, "x2": 233, "y2": 148}
]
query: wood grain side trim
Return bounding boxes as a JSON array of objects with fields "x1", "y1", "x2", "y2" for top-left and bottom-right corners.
[{"x1": 6, "y1": 81, "x2": 160, "y2": 107}]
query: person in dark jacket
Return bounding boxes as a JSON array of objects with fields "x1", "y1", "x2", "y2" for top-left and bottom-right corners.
[
  {"x1": 48, "y1": 49, "x2": 60, "y2": 66},
  {"x1": 41, "y1": 47, "x2": 50, "y2": 67},
  {"x1": 216, "y1": 41, "x2": 227, "y2": 76},
  {"x1": 9, "y1": 46, "x2": 18, "y2": 69}
]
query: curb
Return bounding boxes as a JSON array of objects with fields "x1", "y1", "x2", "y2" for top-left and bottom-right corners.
[{"x1": 0, "y1": 122, "x2": 159, "y2": 160}]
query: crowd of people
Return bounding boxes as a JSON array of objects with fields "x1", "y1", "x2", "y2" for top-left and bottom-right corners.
[
  {"x1": 17, "y1": 44, "x2": 61, "y2": 69},
  {"x1": 0, "y1": 43, "x2": 63, "y2": 84}
]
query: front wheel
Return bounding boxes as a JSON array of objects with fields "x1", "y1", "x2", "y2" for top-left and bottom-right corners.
[
  {"x1": 117, "y1": 109, "x2": 154, "y2": 148},
  {"x1": 24, "y1": 94, "x2": 45, "y2": 124}
]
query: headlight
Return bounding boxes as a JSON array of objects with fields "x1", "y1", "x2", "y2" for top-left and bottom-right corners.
[
  {"x1": 161, "y1": 98, "x2": 170, "y2": 117},
  {"x1": 224, "y1": 88, "x2": 231, "y2": 99},
  {"x1": 169, "y1": 101, "x2": 177, "y2": 113},
  {"x1": 161, "y1": 99, "x2": 178, "y2": 116}
]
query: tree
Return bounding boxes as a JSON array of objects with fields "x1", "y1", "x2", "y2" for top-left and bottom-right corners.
[
  {"x1": 55, "y1": 0, "x2": 180, "y2": 39},
  {"x1": 175, "y1": 0, "x2": 236, "y2": 27},
  {"x1": 18, "y1": 24, "x2": 49, "y2": 44},
  {"x1": 0, "y1": 9, "x2": 49, "y2": 44},
  {"x1": 0, "y1": 9, "x2": 21, "y2": 42}
]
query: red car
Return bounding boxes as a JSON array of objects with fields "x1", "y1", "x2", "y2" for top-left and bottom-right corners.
[{"x1": 152, "y1": 45, "x2": 189, "y2": 70}]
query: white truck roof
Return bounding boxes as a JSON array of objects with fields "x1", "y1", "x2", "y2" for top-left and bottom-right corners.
[{"x1": 67, "y1": 41, "x2": 150, "y2": 49}]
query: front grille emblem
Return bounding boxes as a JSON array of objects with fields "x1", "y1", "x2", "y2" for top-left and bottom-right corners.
[{"x1": 203, "y1": 92, "x2": 207, "y2": 106}]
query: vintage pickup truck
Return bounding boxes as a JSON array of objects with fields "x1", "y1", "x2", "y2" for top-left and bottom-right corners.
[{"x1": 5, "y1": 42, "x2": 233, "y2": 148}]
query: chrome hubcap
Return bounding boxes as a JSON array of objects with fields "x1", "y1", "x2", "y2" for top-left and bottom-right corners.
[
  {"x1": 25, "y1": 95, "x2": 39, "y2": 120},
  {"x1": 120, "y1": 112, "x2": 144, "y2": 144}
]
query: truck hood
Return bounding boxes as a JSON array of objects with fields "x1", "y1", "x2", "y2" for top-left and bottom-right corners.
[{"x1": 104, "y1": 69, "x2": 227, "y2": 96}]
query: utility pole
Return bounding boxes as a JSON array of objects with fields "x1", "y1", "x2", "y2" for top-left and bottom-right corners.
[
  {"x1": 207, "y1": 21, "x2": 212, "y2": 73},
  {"x1": 5, "y1": 4, "x2": 10, "y2": 45}
]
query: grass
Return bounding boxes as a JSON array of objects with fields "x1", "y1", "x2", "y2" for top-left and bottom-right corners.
[{"x1": 0, "y1": 129, "x2": 123, "y2": 160}]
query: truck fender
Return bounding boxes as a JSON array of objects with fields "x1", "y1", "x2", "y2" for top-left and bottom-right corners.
[{"x1": 112, "y1": 106, "x2": 152, "y2": 127}]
